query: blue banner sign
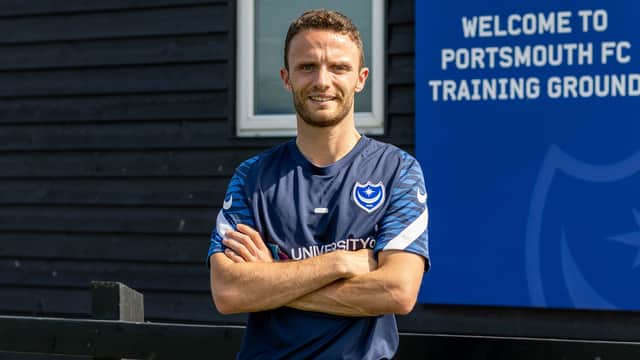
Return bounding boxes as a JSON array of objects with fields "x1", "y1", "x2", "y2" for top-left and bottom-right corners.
[{"x1": 415, "y1": 0, "x2": 640, "y2": 310}]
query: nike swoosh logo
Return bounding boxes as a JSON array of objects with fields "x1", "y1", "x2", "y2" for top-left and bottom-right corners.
[
  {"x1": 222, "y1": 195, "x2": 233, "y2": 210},
  {"x1": 417, "y1": 189, "x2": 427, "y2": 204}
]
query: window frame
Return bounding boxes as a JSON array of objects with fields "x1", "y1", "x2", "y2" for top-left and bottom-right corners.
[{"x1": 236, "y1": 0, "x2": 386, "y2": 137}]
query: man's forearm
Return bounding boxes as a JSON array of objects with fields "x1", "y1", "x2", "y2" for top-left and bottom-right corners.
[
  {"x1": 209, "y1": 249, "x2": 372, "y2": 314},
  {"x1": 287, "y1": 275, "x2": 386, "y2": 317},
  {"x1": 287, "y1": 251, "x2": 425, "y2": 317},
  {"x1": 287, "y1": 270, "x2": 405, "y2": 317}
]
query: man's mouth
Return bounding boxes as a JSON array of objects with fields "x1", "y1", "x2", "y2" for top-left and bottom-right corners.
[{"x1": 309, "y1": 95, "x2": 336, "y2": 103}]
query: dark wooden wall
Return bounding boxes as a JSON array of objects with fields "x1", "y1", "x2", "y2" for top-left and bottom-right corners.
[{"x1": 0, "y1": 0, "x2": 416, "y2": 325}]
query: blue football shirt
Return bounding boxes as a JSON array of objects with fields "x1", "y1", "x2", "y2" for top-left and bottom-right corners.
[{"x1": 208, "y1": 136, "x2": 430, "y2": 359}]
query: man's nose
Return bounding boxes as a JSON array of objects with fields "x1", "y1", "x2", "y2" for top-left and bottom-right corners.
[{"x1": 313, "y1": 66, "x2": 331, "y2": 89}]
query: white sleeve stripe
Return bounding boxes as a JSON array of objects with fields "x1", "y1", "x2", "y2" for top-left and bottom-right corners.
[
  {"x1": 216, "y1": 210, "x2": 233, "y2": 239},
  {"x1": 383, "y1": 206, "x2": 429, "y2": 251}
]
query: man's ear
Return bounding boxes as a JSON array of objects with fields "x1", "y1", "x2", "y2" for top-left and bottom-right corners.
[
  {"x1": 355, "y1": 67, "x2": 370, "y2": 92},
  {"x1": 280, "y1": 68, "x2": 291, "y2": 90}
]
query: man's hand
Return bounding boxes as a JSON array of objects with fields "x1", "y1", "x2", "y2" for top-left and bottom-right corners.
[
  {"x1": 223, "y1": 224, "x2": 377, "y2": 278},
  {"x1": 287, "y1": 250, "x2": 425, "y2": 317},
  {"x1": 223, "y1": 224, "x2": 377, "y2": 276},
  {"x1": 223, "y1": 224, "x2": 273, "y2": 263}
]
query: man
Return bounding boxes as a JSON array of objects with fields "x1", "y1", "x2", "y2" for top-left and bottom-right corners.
[{"x1": 208, "y1": 9, "x2": 429, "y2": 359}]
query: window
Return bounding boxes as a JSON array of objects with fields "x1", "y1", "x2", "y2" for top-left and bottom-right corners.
[{"x1": 236, "y1": 0, "x2": 385, "y2": 137}]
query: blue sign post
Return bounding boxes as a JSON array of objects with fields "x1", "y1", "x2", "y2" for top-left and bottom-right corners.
[{"x1": 415, "y1": 1, "x2": 640, "y2": 310}]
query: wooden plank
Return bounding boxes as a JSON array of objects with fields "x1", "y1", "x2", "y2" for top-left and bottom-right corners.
[
  {"x1": 1, "y1": 316, "x2": 639, "y2": 359},
  {"x1": 0, "y1": 149, "x2": 258, "y2": 178},
  {"x1": 0, "y1": 0, "x2": 221, "y2": 17},
  {"x1": 389, "y1": 23, "x2": 414, "y2": 55},
  {"x1": 0, "y1": 120, "x2": 276, "y2": 151},
  {"x1": 0, "y1": 206, "x2": 217, "y2": 235},
  {"x1": 0, "y1": 232, "x2": 207, "y2": 263},
  {"x1": 143, "y1": 290, "x2": 246, "y2": 323},
  {"x1": 399, "y1": 304, "x2": 640, "y2": 343},
  {"x1": 0, "y1": 288, "x2": 90, "y2": 317},
  {"x1": 0, "y1": 178, "x2": 225, "y2": 206},
  {"x1": 0, "y1": 92, "x2": 226, "y2": 124},
  {"x1": 91, "y1": 282, "x2": 144, "y2": 322},
  {"x1": 387, "y1": 0, "x2": 414, "y2": 25},
  {"x1": 91, "y1": 282, "x2": 144, "y2": 360},
  {"x1": 0, "y1": 260, "x2": 210, "y2": 292},
  {"x1": 0, "y1": 63, "x2": 226, "y2": 98},
  {"x1": 388, "y1": 54, "x2": 414, "y2": 85},
  {"x1": 388, "y1": 85, "x2": 414, "y2": 115},
  {"x1": 0, "y1": 316, "x2": 244, "y2": 359},
  {"x1": 0, "y1": 34, "x2": 227, "y2": 71},
  {"x1": 0, "y1": 5, "x2": 227, "y2": 44},
  {"x1": 395, "y1": 334, "x2": 640, "y2": 360},
  {"x1": 0, "y1": 287, "x2": 243, "y2": 324},
  {"x1": 0, "y1": 352, "x2": 88, "y2": 360}
]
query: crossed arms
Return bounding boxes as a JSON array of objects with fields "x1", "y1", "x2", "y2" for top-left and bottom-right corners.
[{"x1": 209, "y1": 224, "x2": 425, "y2": 317}]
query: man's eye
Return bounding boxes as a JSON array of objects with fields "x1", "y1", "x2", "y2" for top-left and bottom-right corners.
[{"x1": 301, "y1": 65, "x2": 314, "y2": 71}]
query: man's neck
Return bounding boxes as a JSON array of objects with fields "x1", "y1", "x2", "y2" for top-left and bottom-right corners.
[{"x1": 295, "y1": 118, "x2": 361, "y2": 167}]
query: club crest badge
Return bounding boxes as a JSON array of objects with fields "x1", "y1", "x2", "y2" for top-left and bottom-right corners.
[{"x1": 352, "y1": 181, "x2": 385, "y2": 213}]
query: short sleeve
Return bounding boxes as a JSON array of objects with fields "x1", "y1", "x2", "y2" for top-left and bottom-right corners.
[
  {"x1": 374, "y1": 152, "x2": 430, "y2": 271},
  {"x1": 206, "y1": 157, "x2": 258, "y2": 265}
]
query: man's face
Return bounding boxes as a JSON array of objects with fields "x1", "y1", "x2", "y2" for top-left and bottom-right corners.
[{"x1": 280, "y1": 30, "x2": 369, "y2": 128}]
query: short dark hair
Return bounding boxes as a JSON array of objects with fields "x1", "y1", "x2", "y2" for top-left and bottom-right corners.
[{"x1": 283, "y1": 9, "x2": 365, "y2": 70}]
